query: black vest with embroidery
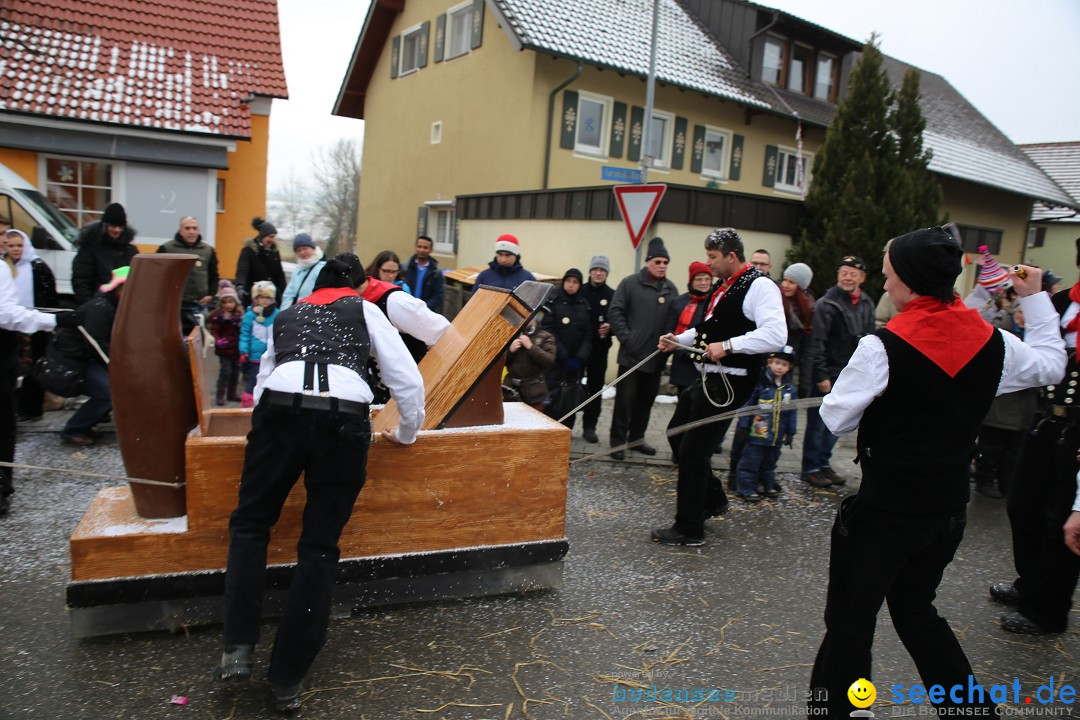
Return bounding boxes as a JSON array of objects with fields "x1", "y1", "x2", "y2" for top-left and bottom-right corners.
[
  {"x1": 273, "y1": 295, "x2": 371, "y2": 381},
  {"x1": 693, "y1": 268, "x2": 764, "y2": 372},
  {"x1": 856, "y1": 327, "x2": 1005, "y2": 513},
  {"x1": 1042, "y1": 289, "x2": 1079, "y2": 409}
]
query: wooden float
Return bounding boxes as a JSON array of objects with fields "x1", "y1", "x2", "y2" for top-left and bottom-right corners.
[{"x1": 66, "y1": 255, "x2": 568, "y2": 636}]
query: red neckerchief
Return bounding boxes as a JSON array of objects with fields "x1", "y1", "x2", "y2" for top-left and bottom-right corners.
[
  {"x1": 848, "y1": 288, "x2": 861, "y2": 305},
  {"x1": 885, "y1": 296, "x2": 993, "y2": 377},
  {"x1": 360, "y1": 277, "x2": 399, "y2": 303},
  {"x1": 675, "y1": 293, "x2": 707, "y2": 334},
  {"x1": 706, "y1": 263, "x2": 752, "y2": 319},
  {"x1": 1063, "y1": 282, "x2": 1080, "y2": 335},
  {"x1": 299, "y1": 287, "x2": 359, "y2": 306}
]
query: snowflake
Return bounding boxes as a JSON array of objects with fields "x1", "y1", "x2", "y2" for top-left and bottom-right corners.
[
  {"x1": 613, "y1": 117, "x2": 625, "y2": 143},
  {"x1": 631, "y1": 120, "x2": 642, "y2": 145},
  {"x1": 58, "y1": 163, "x2": 74, "y2": 182},
  {"x1": 693, "y1": 137, "x2": 704, "y2": 160},
  {"x1": 675, "y1": 131, "x2": 685, "y2": 156},
  {"x1": 563, "y1": 106, "x2": 576, "y2": 133}
]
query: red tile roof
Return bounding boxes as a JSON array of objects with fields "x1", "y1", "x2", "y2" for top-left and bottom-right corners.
[{"x1": 0, "y1": 0, "x2": 288, "y2": 139}]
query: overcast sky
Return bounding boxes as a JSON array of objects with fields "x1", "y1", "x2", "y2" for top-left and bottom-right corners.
[{"x1": 267, "y1": 0, "x2": 1080, "y2": 192}]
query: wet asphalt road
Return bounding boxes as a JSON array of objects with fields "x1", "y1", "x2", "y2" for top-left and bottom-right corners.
[{"x1": 1, "y1": 405, "x2": 1078, "y2": 720}]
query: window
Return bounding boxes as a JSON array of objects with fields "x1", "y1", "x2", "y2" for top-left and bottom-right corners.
[
  {"x1": 430, "y1": 206, "x2": 455, "y2": 255},
  {"x1": 701, "y1": 126, "x2": 733, "y2": 179},
  {"x1": 447, "y1": 2, "x2": 473, "y2": 59},
  {"x1": 957, "y1": 225, "x2": 1003, "y2": 254},
  {"x1": 431, "y1": 121, "x2": 443, "y2": 144},
  {"x1": 645, "y1": 110, "x2": 673, "y2": 168},
  {"x1": 763, "y1": 35, "x2": 784, "y2": 86},
  {"x1": 43, "y1": 156, "x2": 114, "y2": 227},
  {"x1": 216, "y1": 178, "x2": 225, "y2": 213},
  {"x1": 787, "y1": 44, "x2": 811, "y2": 94},
  {"x1": 399, "y1": 25, "x2": 424, "y2": 75},
  {"x1": 574, "y1": 92, "x2": 611, "y2": 157},
  {"x1": 815, "y1": 53, "x2": 837, "y2": 101},
  {"x1": 1027, "y1": 226, "x2": 1046, "y2": 248},
  {"x1": 774, "y1": 146, "x2": 811, "y2": 194}
]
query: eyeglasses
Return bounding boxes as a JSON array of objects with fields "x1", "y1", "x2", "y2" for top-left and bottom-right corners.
[{"x1": 651, "y1": 259, "x2": 669, "y2": 265}]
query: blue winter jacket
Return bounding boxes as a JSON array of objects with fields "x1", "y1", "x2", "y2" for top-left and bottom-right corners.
[
  {"x1": 239, "y1": 305, "x2": 279, "y2": 361},
  {"x1": 471, "y1": 257, "x2": 536, "y2": 297},
  {"x1": 737, "y1": 369, "x2": 797, "y2": 446}
]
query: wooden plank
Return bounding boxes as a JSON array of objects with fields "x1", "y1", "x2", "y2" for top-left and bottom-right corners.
[
  {"x1": 71, "y1": 405, "x2": 570, "y2": 581},
  {"x1": 187, "y1": 326, "x2": 211, "y2": 436}
]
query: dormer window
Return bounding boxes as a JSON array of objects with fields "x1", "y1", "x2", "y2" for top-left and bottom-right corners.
[
  {"x1": 787, "y1": 44, "x2": 811, "y2": 93},
  {"x1": 815, "y1": 53, "x2": 838, "y2": 102},
  {"x1": 763, "y1": 36, "x2": 784, "y2": 86}
]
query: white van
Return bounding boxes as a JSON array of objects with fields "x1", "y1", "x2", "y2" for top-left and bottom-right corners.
[{"x1": 0, "y1": 164, "x2": 81, "y2": 301}]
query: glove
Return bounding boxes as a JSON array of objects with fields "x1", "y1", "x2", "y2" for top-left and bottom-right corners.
[
  {"x1": 783, "y1": 433, "x2": 795, "y2": 448},
  {"x1": 238, "y1": 353, "x2": 249, "y2": 365},
  {"x1": 54, "y1": 311, "x2": 80, "y2": 329},
  {"x1": 561, "y1": 356, "x2": 583, "y2": 374}
]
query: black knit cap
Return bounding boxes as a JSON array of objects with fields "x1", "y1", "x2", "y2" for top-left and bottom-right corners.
[
  {"x1": 562, "y1": 267, "x2": 583, "y2": 283},
  {"x1": 888, "y1": 227, "x2": 963, "y2": 299},
  {"x1": 102, "y1": 203, "x2": 126, "y2": 227},
  {"x1": 315, "y1": 252, "x2": 365, "y2": 290},
  {"x1": 645, "y1": 237, "x2": 670, "y2": 261},
  {"x1": 251, "y1": 216, "x2": 277, "y2": 240}
]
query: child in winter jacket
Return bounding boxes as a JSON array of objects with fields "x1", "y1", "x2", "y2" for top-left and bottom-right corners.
[
  {"x1": 238, "y1": 280, "x2": 279, "y2": 408},
  {"x1": 735, "y1": 347, "x2": 798, "y2": 502},
  {"x1": 210, "y1": 280, "x2": 244, "y2": 406}
]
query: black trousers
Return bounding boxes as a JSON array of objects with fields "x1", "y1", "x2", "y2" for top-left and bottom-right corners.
[
  {"x1": 16, "y1": 331, "x2": 48, "y2": 418},
  {"x1": 809, "y1": 496, "x2": 994, "y2": 718},
  {"x1": 582, "y1": 350, "x2": 608, "y2": 431},
  {"x1": 222, "y1": 398, "x2": 371, "y2": 686},
  {"x1": 1006, "y1": 417, "x2": 1080, "y2": 632},
  {"x1": 609, "y1": 365, "x2": 662, "y2": 445},
  {"x1": 668, "y1": 372, "x2": 755, "y2": 536},
  {"x1": 973, "y1": 425, "x2": 1023, "y2": 494},
  {"x1": 0, "y1": 331, "x2": 17, "y2": 497}
]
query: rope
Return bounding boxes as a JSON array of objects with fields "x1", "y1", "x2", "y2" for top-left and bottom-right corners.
[
  {"x1": 556, "y1": 347, "x2": 664, "y2": 424},
  {"x1": 0, "y1": 461, "x2": 185, "y2": 488},
  {"x1": 570, "y1": 396, "x2": 824, "y2": 465}
]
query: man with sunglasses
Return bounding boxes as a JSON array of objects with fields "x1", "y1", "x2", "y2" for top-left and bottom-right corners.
[
  {"x1": 656, "y1": 228, "x2": 785, "y2": 545},
  {"x1": 607, "y1": 237, "x2": 678, "y2": 460}
]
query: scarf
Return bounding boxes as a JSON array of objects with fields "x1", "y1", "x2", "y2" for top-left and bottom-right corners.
[
  {"x1": 1063, "y1": 282, "x2": 1080, "y2": 335},
  {"x1": 295, "y1": 246, "x2": 325, "y2": 269},
  {"x1": 885, "y1": 296, "x2": 993, "y2": 377},
  {"x1": 783, "y1": 287, "x2": 813, "y2": 334},
  {"x1": 675, "y1": 288, "x2": 709, "y2": 334}
]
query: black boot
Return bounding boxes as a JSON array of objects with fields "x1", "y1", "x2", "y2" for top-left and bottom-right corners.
[
  {"x1": 273, "y1": 681, "x2": 304, "y2": 713},
  {"x1": 212, "y1": 644, "x2": 254, "y2": 681},
  {"x1": 215, "y1": 386, "x2": 226, "y2": 407},
  {"x1": 227, "y1": 383, "x2": 241, "y2": 402}
]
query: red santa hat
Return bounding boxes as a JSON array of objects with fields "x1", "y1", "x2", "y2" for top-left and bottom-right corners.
[
  {"x1": 977, "y1": 245, "x2": 1009, "y2": 290},
  {"x1": 494, "y1": 234, "x2": 521, "y2": 256}
]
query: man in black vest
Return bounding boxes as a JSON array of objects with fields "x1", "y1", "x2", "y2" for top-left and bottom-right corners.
[
  {"x1": 579, "y1": 255, "x2": 614, "y2": 443},
  {"x1": 655, "y1": 228, "x2": 786, "y2": 546},
  {"x1": 213, "y1": 256, "x2": 424, "y2": 713},
  {"x1": 994, "y1": 236, "x2": 1080, "y2": 635},
  {"x1": 807, "y1": 228, "x2": 1065, "y2": 718}
]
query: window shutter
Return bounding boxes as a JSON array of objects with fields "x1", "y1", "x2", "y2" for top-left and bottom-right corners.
[
  {"x1": 470, "y1": 0, "x2": 484, "y2": 49},
  {"x1": 609, "y1": 102, "x2": 627, "y2": 158},
  {"x1": 417, "y1": 207, "x2": 428, "y2": 237},
  {"x1": 763, "y1": 144, "x2": 778, "y2": 187},
  {"x1": 730, "y1": 134, "x2": 744, "y2": 181},
  {"x1": 434, "y1": 14, "x2": 446, "y2": 62},
  {"x1": 628, "y1": 105, "x2": 645, "y2": 162},
  {"x1": 418, "y1": 21, "x2": 430, "y2": 68},
  {"x1": 690, "y1": 124, "x2": 705, "y2": 174},
  {"x1": 560, "y1": 90, "x2": 578, "y2": 149},
  {"x1": 672, "y1": 116, "x2": 688, "y2": 170},
  {"x1": 391, "y1": 35, "x2": 401, "y2": 79}
]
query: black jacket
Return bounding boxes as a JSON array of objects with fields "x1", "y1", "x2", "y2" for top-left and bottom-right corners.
[
  {"x1": 402, "y1": 254, "x2": 445, "y2": 314},
  {"x1": 808, "y1": 285, "x2": 876, "y2": 384},
  {"x1": 666, "y1": 289, "x2": 709, "y2": 389},
  {"x1": 71, "y1": 222, "x2": 138, "y2": 304},
  {"x1": 580, "y1": 280, "x2": 615, "y2": 356},
  {"x1": 541, "y1": 288, "x2": 593, "y2": 368},
  {"x1": 235, "y1": 239, "x2": 286, "y2": 305},
  {"x1": 54, "y1": 292, "x2": 118, "y2": 363}
]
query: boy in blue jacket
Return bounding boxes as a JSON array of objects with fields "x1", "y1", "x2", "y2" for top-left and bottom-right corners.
[{"x1": 735, "y1": 346, "x2": 797, "y2": 502}]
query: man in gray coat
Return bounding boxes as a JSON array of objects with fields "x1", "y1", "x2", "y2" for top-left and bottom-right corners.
[{"x1": 607, "y1": 238, "x2": 678, "y2": 460}]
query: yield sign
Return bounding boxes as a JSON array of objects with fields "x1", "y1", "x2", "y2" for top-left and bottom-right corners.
[{"x1": 613, "y1": 183, "x2": 667, "y2": 250}]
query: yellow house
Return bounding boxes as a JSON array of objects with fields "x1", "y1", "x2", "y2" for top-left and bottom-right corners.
[
  {"x1": 334, "y1": 0, "x2": 1077, "y2": 289},
  {"x1": 0, "y1": 0, "x2": 288, "y2": 281}
]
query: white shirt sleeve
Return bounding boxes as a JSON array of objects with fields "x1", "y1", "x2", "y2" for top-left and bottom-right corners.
[
  {"x1": 819, "y1": 334, "x2": 889, "y2": 436},
  {"x1": 365, "y1": 302, "x2": 425, "y2": 444},
  {"x1": 0, "y1": 262, "x2": 57, "y2": 334},
  {"x1": 996, "y1": 292, "x2": 1067, "y2": 395},
  {"x1": 1074, "y1": 470, "x2": 1080, "y2": 513},
  {"x1": 386, "y1": 292, "x2": 451, "y2": 347},
  {"x1": 252, "y1": 335, "x2": 278, "y2": 404},
  {"x1": 731, "y1": 277, "x2": 787, "y2": 355}
]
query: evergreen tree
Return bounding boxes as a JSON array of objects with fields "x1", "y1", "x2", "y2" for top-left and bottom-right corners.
[{"x1": 789, "y1": 37, "x2": 941, "y2": 299}]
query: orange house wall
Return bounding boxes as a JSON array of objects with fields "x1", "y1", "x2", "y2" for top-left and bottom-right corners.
[
  {"x1": 215, "y1": 115, "x2": 270, "y2": 279},
  {"x1": 0, "y1": 148, "x2": 39, "y2": 184}
]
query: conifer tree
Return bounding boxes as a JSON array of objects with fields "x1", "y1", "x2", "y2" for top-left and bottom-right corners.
[{"x1": 789, "y1": 37, "x2": 942, "y2": 299}]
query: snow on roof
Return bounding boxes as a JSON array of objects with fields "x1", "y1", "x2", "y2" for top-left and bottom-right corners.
[{"x1": 0, "y1": 0, "x2": 288, "y2": 138}]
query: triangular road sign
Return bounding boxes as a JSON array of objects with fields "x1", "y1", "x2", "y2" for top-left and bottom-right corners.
[{"x1": 613, "y1": 183, "x2": 667, "y2": 250}]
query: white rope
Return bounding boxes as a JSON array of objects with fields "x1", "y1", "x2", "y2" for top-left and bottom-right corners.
[
  {"x1": 555, "y1": 348, "x2": 665, "y2": 424},
  {"x1": 0, "y1": 460, "x2": 184, "y2": 488}
]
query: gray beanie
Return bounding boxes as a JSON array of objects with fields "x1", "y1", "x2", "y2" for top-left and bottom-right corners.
[
  {"x1": 589, "y1": 255, "x2": 611, "y2": 274},
  {"x1": 292, "y1": 232, "x2": 315, "y2": 251},
  {"x1": 783, "y1": 262, "x2": 813, "y2": 291},
  {"x1": 251, "y1": 216, "x2": 277, "y2": 241}
]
